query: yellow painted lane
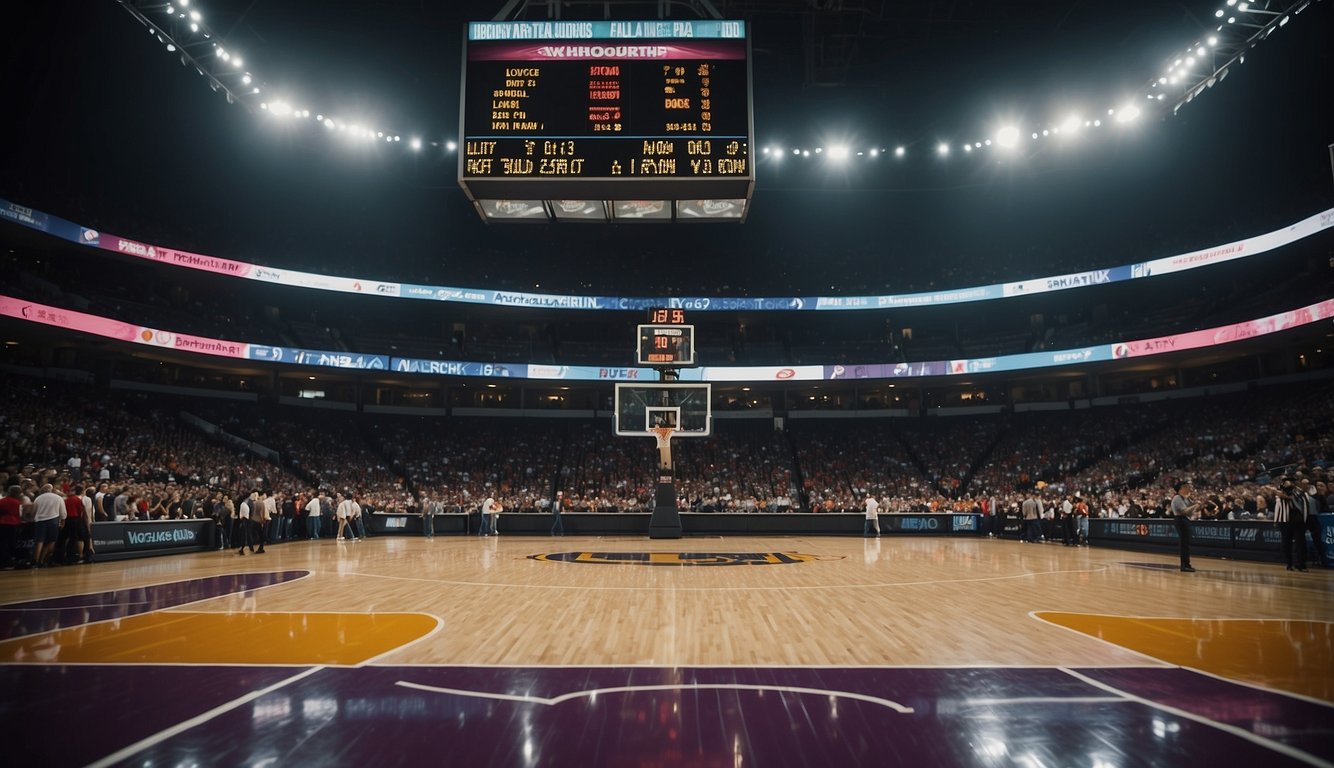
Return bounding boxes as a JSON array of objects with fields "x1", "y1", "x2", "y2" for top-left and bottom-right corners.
[
  {"x1": 1037, "y1": 612, "x2": 1334, "y2": 702},
  {"x1": 0, "y1": 611, "x2": 438, "y2": 665}
]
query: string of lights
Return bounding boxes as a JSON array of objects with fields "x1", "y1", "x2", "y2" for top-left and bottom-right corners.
[{"x1": 115, "y1": 0, "x2": 1320, "y2": 163}]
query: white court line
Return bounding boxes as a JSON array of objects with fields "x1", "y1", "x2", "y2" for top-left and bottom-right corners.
[
  {"x1": 1031, "y1": 609, "x2": 1334, "y2": 624},
  {"x1": 359, "y1": 614, "x2": 445, "y2": 667},
  {"x1": 0, "y1": 610, "x2": 443, "y2": 669},
  {"x1": 396, "y1": 680, "x2": 916, "y2": 713},
  {"x1": 0, "y1": 602, "x2": 152, "y2": 611},
  {"x1": 964, "y1": 696, "x2": 1126, "y2": 705},
  {"x1": 0, "y1": 571, "x2": 314, "y2": 646},
  {"x1": 1029, "y1": 610, "x2": 1334, "y2": 703},
  {"x1": 0, "y1": 568, "x2": 312, "y2": 606},
  {"x1": 1027, "y1": 611, "x2": 1172, "y2": 666},
  {"x1": 86, "y1": 665, "x2": 323, "y2": 768},
  {"x1": 376, "y1": 662, "x2": 1171, "y2": 669},
  {"x1": 1058, "y1": 667, "x2": 1333, "y2": 768},
  {"x1": 345, "y1": 564, "x2": 1110, "y2": 592},
  {"x1": 1178, "y1": 666, "x2": 1334, "y2": 710}
]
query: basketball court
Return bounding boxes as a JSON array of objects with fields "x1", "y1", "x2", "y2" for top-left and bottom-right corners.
[{"x1": 3, "y1": 534, "x2": 1330, "y2": 766}]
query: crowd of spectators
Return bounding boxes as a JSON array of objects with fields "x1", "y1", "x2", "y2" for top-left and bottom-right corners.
[{"x1": 1, "y1": 374, "x2": 1329, "y2": 568}]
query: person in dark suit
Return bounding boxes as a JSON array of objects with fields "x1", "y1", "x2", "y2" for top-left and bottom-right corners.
[{"x1": 1170, "y1": 482, "x2": 1202, "y2": 572}]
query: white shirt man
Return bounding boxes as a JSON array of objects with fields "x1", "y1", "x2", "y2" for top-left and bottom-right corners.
[
  {"x1": 482, "y1": 497, "x2": 500, "y2": 536},
  {"x1": 304, "y1": 493, "x2": 324, "y2": 539},
  {"x1": 31, "y1": 486, "x2": 67, "y2": 566},
  {"x1": 336, "y1": 494, "x2": 358, "y2": 541},
  {"x1": 863, "y1": 495, "x2": 880, "y2": 537}
]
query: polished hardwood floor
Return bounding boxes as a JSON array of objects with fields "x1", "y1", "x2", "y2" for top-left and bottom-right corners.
[{"x1": 2, "y1": 534, "x2": 1331, "y2": 766}]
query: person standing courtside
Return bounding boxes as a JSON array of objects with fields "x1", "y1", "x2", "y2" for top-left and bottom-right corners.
[
  {"x1": 32, "y1": 484, "x2": 67, "y2": 568},
  {"x1": 421, "y1": 495, "x2": 435, "y2": 538},
  {"x1": 1171, "y1": 482, "x2": 1202, "y2": 572},
  {"x1": 863, "y1": 493, "x2": 881, "y2": 537},
  {"x1": 334, "y1": 492, "x2": 352, "y2": 541},
  {"x1": 1297, "y1": 478, "x2": 1328, "y2": 569},
  {"x1": 235, "y1": 492, "x2": 254, "y2": 556},
  {"x1": 550, "y1": 491, "x2": 565, "y2": 536},
  {"x1": 0, "y1": 485, "x2": 31, "y2": 569},
  {"x1": 305, "y1": 491, "x2": 324, "y2": 540},
  {"x1": 480, "y1": 496, "x2": 500, "y2": 536},
  {"x1": 1272, "y1": 478, "x2": 1306, "y2": 572},
  {"x1": 1021, "y1": 493, "x2": 1043, "y2": 543}
]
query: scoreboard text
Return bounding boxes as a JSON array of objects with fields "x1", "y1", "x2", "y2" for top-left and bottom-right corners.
[{"x1": 461, "y1": 20, "x2": 752, "y2": 182}]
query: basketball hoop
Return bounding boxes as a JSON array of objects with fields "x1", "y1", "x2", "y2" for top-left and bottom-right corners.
[
  {"x1": 650, "y1": 426, "x2": 676, "y2": 470},
  {"x1": 649, "y1": 426, "x2": 676, "y2": 450}
]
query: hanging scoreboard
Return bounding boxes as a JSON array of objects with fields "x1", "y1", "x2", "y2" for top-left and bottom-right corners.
[
  {"x1": 637, "y1": 307, "x2": 695, "y2": 366},
  {"x1": 458, "y1": 20, "x2": 754, "y2": 209}
]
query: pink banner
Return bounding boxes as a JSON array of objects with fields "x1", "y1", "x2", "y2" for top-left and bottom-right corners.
[
  {"x1": 1112, "y1": 299, "x2": 1334, "y2": 358},
  {"x1": 99, "y1": 235, "x2": 253, "y2": 278},
  {"x1": 0, "y1": 296, "x2": 249, "y2": 359},
  {"x1": 469, "y1": 42, "x2": 746, "y2": 61}
]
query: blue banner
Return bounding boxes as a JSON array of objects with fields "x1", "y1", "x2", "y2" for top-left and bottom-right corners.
[
  {"x1": 2, "y1": 197, "x2": 1332, "y2": 314},
  {"x1": 249, "y1": 345, "x2": 388, "y2": 370},
  {"x1": 391, "y1": 359, "x2": 519, "y2": 377}
]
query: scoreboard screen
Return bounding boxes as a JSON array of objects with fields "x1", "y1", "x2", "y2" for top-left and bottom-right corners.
[
  {"x1": 459, "y1": 20, "x2": 753, "y2": 200},
  {"x1": 637, "y1": 324, "x2": 696, "y2": 367}
]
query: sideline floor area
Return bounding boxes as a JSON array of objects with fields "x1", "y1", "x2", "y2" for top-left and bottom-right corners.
[{"x1": 3, "y1": 536, "x2": 1331, "y2": 766}]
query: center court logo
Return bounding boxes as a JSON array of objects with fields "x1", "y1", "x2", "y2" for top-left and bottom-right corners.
[{"x1": 529, "y1": 552, "x2": 835, "y2": 566}]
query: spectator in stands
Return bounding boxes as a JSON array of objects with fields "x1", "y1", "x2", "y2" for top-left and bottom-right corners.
[
  {"x1": 305, "y1": 491, "x2": 324, "y2": 540},
  {"x1": 31, "y1": 483, "x2": 66, "y2": 567},
  {"x1": 61, "y1": 485, "x2": 91, "y2": 564},
  {"x1": 0, "y1": 485, "x2": 29, "y2": 569}
]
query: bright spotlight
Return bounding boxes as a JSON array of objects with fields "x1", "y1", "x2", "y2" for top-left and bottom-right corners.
[
  {"x1": 802, "y1": 150, "x2": 810, "y2": 157},
  {"x1": 937, "y1": 142, "x2": 949, "y2": 156},
  {"x1": 1195, "y1": 47, "x2": 1205, "y2": 56},
  {"x1": 190, "y1": 22, "x2": 198, "y2": 32},
  {"x1": 762, "y1": 146, "x2": 770, "y2": 155},
  {"x1": 1060, "y1": 115, "x2": 1081, "y2": 133},
  {"x1": 179, "y1": 0, "x2": 189, "y2": 5},
  {"x1": 1238, "y1": 2, "x2": 1248, "y2": 10},
  {"x1": 189, "y1": 9, "x2": 200, "y2": 21},
  {"x1": 410, "y1": 137, "x2": 422, "y2": 150},
  {"x1": 165, "y1": 5, "x2": 174, "y2": 14},
  {"x1": 869, "y1": 148, "x2": 879, "y2": 157},
  {"x1": 233, "y1": 57, "x2": 242, "y2": 67},
  {"x1": 1215, "y1": 9, "x2": 1224, "y2": 17},
  {"x1": 446, "y1": 141, "x2": 457, "y2": 151},
  {"x1": 791, "y1": 148, "x2": 800, "y2": 155},
  {"x1": 1115, "y1": 104, "x2": 1141, "y2": 123},
  {"x1": 1228, "y1": 16, "x2": 1236, "y2": 23},
  {"x1": 1208, "y1": 36, "x2": 1218, "y2": 45},
  {"x1": 894, "y1": 146, "x2": 905, "y2": 157},
  {"x1": 828, "y1": 145, "x2": 849, "y2": 159},
  {"x1": 995, "y1": 126, "x2": 1020, "y2": 147},
  {"x1": 963, "y1": 144, "x2": 972, "y2": 153},
  {"x1": 814, "y1": 147, "x2": 823, "y2": 154},
  {"x1": 166, "y1": 43, "x2": 176, "y2": 52},
  {"x1": 1042, "y1": 129, "x2": 1049, "y2": 136}
]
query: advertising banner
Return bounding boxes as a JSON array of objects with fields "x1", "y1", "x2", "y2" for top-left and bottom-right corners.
[
  {"x1": 3, "y1": 197, "x2": 1330, "y2": 314},
  {"x1": 91, "y1": 520, "x2": 214, "y2": 556}
]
